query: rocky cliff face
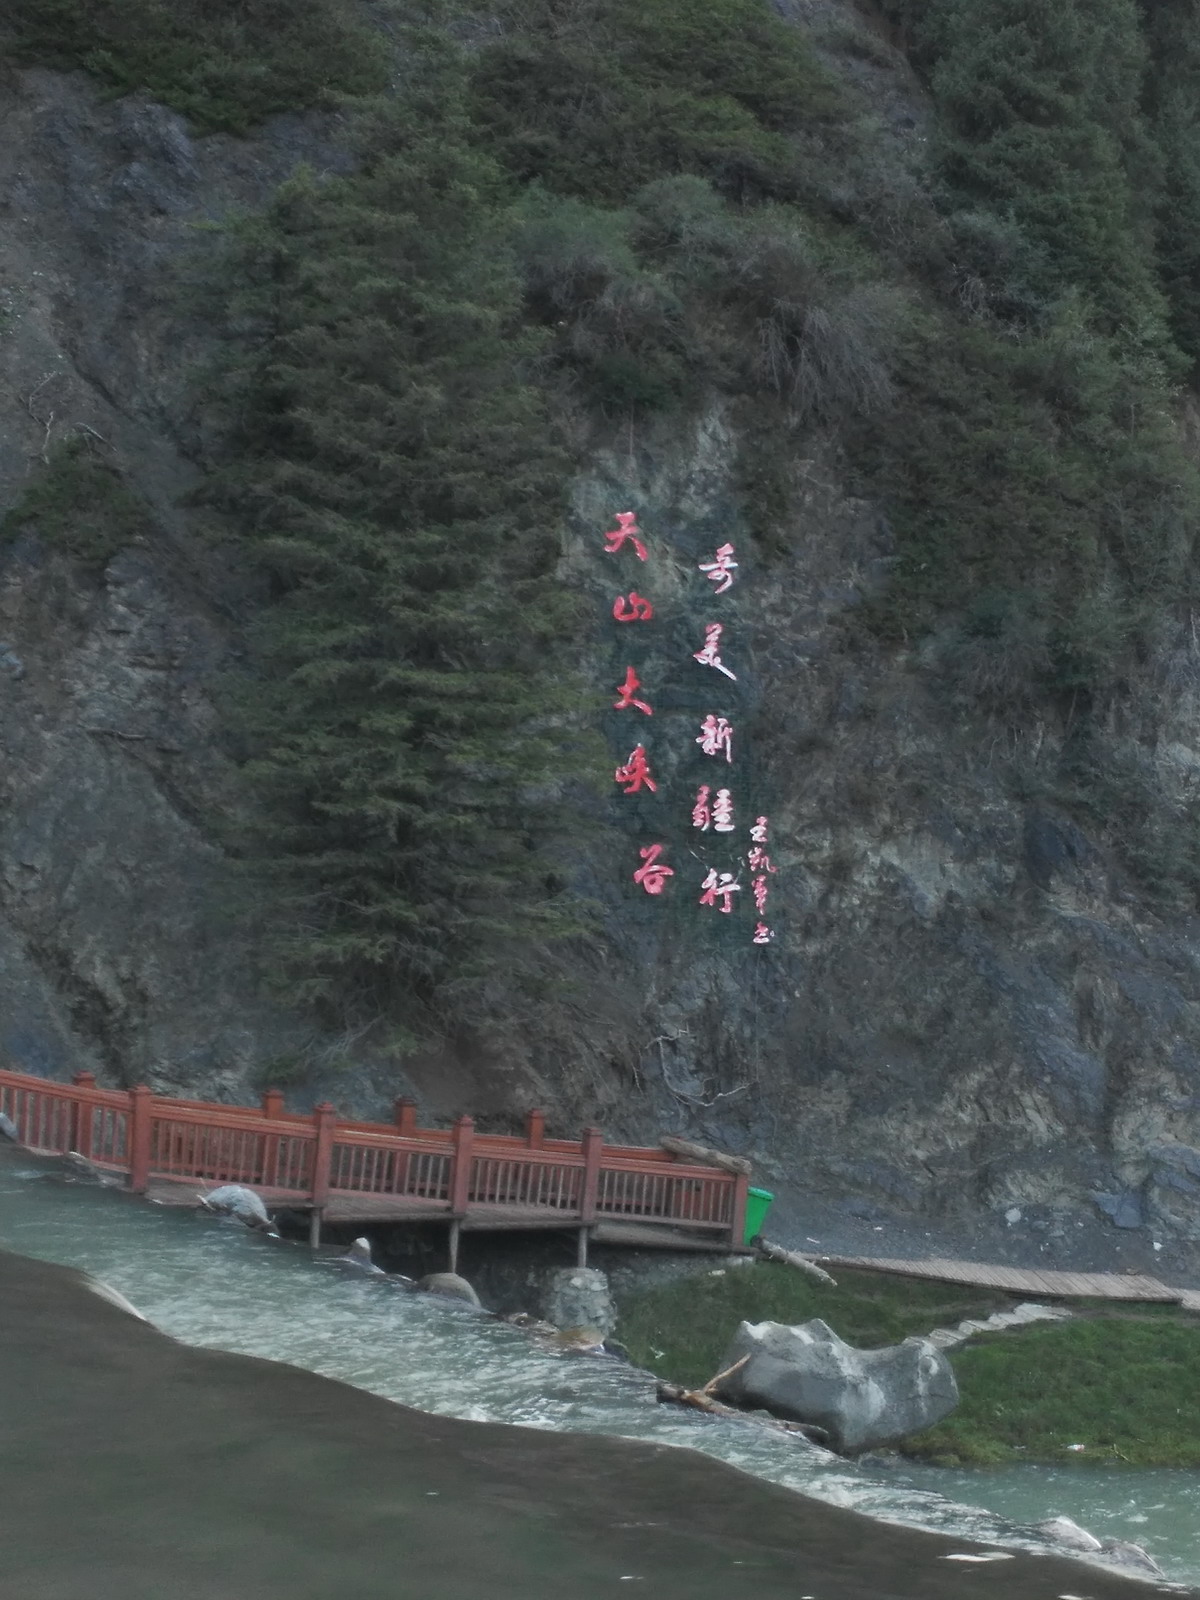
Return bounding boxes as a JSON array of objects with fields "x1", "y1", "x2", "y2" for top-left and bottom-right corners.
[{"x1": 6, "y1": 52, "x2": 1200, "y2": 1251}]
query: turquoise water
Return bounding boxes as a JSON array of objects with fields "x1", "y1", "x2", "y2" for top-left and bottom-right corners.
[{"x1": 1, "y1": 1145, "x2": 1195, "y2": 1588}]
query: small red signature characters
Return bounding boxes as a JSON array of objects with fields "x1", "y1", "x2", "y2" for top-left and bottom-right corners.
[
  {"x1": 614, "y1": 744, "x2": 657, "y2": 795},
  {"x1": 612, "y1": 592, "x2": 655, "y2": 623},
  {"x1": 693, "y1": 622, "x2": 737, "y2": 681},
  {"x1": 699, "y1": 542, "x2": 738, "y2": 595},
  {"x1": 696, "y1": 714, "x2": 733, "y2": 763},
  {"x1": 750, "y1": 815, "x2": 769, "y2": 844},
  {"x1": 752, "y1": 922, "x2": 774, "y2": 945},
  {"x1": 692, "y1": 785, "x2": 712, "y2": 830},
  {"x1": 614, "y1": 667, "x2": 653, "y2": 715},
  {"x1": 604, "y1": 511, "x2": 648, "y2": 562},
  {"x1": 699, "y1": 868, "x2": 741, "y2": 913},
  {"x1": 712, "y1": 788, "x2": 734, "y2": 833},
  {"x1": 752, "y1": 874, "x2": 770, "y2": 914},
  {"x1": 634, "y1": 843, "x2": 674, "y2": 896},
  {"x1": 748, "y1": 845, "x2": 777, "y2": 875}
]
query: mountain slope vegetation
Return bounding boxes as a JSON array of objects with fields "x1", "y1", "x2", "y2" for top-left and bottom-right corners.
[{"x1": 8, "y1": 0, "x2": 1200, "y2": 1049}]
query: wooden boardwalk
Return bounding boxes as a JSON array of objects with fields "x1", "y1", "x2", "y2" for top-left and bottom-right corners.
[
  {"x1": 148, "y1": 1179, "x2": 754, "y2": 1253},
  {"x1": 814, "y1": 1253, "x2": 1186, "y2": 1304},
  {"x1": 0, "y1": 1067, "x2": 748, "y2": 1264}
]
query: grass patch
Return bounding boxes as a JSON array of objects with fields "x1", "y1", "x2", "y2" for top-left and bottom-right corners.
[
  {"x1": 1, "y1": 438, "x2": 155, "y2": 566},
  {"x1": 619, "y1": 1268, "x2": 1200, "y2": 1468},
  {"x1": 616, "y1": 1264, "x2": 1010, "y2": 1389},
  {"x1": 904, "y1": 1313, "x2": 1200, "y2": 1467}
]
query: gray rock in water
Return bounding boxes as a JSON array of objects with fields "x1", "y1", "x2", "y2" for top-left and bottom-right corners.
[
  {"x1": 1035, "y1": 1516, "x2": 1103, "y2": 1553},
  {"x1": 1100, "y1": 1538, "x2": 1164, "y2": 1576},
  {"x1": 539, "y1": 1267, "x2": 617, "y2": 1340},
  {"x1": 0, "y1": 1111, "x2": 19, "y2": 1141},
  {"x1": 416, "y1": 1272, "x2": 481, "y2": 1307},
  {"x1": 717, "y1": 1318, "x2": 958, "y2": 1455},
  {"x1": 63, "y1": 1151, "x2": 120, "y2": 1187},
  {"x1": 336, "y1": 1237, "x2": 385, "y2": 1275},
  {"x1": 198, "y1": 1185, "x2": 278, "y2": 1235}
]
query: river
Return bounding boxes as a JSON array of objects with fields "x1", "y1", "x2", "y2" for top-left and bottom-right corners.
[{"x1": 2, "y1": 1144, "x2": 1195, "y2": 1591}]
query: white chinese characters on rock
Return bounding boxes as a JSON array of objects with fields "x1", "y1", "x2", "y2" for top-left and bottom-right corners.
[
  {"x1": 693, "y1": 621, "x2": 737, "y2": 681},
  {"x1": 696, "y1": 714, "x2": 734, "y2": 763},
  {"x1": 699, "y1": 868, "x2": 741, "y2": 914},
  {"x1": 698, "y1": 542, "x2": 738, "y2": 594}
]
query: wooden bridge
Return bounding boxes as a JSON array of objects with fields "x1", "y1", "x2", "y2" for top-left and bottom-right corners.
[{"x1": 0, "y1": 1067, "x2": 748, "y2": 1265}]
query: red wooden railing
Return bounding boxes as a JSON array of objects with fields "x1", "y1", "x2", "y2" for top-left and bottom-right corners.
[{"x1": 0, "y1": 1067, "x2": 746, "y2": 1245}]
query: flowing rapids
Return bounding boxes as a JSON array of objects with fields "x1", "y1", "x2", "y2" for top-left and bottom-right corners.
[{"x1": 1, "y1": 1145, "x2": 1195, "y2": 1589}]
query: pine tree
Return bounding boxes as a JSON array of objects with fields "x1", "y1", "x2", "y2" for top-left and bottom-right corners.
[{"x1": 210, "y1": 78, "x2": 592, "y2": 1043}]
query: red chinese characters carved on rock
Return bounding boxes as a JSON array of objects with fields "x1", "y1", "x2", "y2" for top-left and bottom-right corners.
[
  {"x1": 604, "y1": 511, "x2": 648, "y2": 562},
  {"x1": 750, "y1": 815, "x2": 769, "y2": 844},
  {"x1": 699, "y1": 868, "x2": 740, "y2": 913},
  {"x1": 634, "y1": 843, "x2": 674, "y2": 895},
  {"x1": 615, "y1": 744, "x2": 657, "y2": 794},
  {"x1": 693, "y1": 622, "x2": 737, "y2": 681},
  {"x1": 696, "y1": 714, "x2": 733, "y2": 763},
  {"x1": 753, "y1": 922, "x2": 774, "y2": 944},
  {"x1": 712, "y1": 788, "x2": 734, "y2": 833},
  {"x1": 752, "y1": 874, "x2": 770, "y2": 914},
  {"x1": 748, "y1": 845, "x2": 777, "y2": 875},
  {"x1": 614, "y1": 666, "x2": 653, "y2": 715},
  {"x1": 699, "y1": 542, "x2": 738, "y2": 594},
  {"x1": 692, "y1": 785, "x2": 711, "y2": 830},
  {"x1": 612, "y1": 592, "x2": 654, "y2": 623}
]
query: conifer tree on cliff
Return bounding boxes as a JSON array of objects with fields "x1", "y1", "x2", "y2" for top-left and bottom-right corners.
[{"x1": 211, "y1": 64, "x2": 588, "y2": 1045}]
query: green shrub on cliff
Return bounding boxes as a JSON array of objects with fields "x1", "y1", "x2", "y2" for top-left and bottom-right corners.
[
  {"x1": 0, "y1": 437, "x2": 153, "y2": 566},
  {"x1": 1140, "y1": 0, "x2": 1200, "y2": 375},
  {"x1": 856, "y1": 0, "x2": 1200, "y2": 710},
  {"x1": 4, "y1": 0, "x2": 390, "y2": 132},
  {"x1": 468, "y1": 0, "x2": 844, "y2": 206}
]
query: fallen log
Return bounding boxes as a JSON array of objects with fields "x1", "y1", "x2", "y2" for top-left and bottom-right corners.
[
  {"x1": 657, "y1": 1135, "x2": 752, "y2": 1177},
  {"x1": 755, "y1": 1236, "x2": 837, "y2": 1287},
  {"x1": 655, "y1": 1357, "x2": 831, "y2": 1447}
]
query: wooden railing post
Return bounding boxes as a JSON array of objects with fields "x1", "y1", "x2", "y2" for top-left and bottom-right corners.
[
  {"x1": 129, "y1": 1085, "x2": 153, "y2": 1193},
  {"x1": 261, "y1": 1088, "x2": 284, "y2": 1119},
  {"x1": 580, "y1": 1126, "x2": 604, "y2": 1224},
  {"x1": 311, "y1": 1102, "x2": 336, "y2": 1209},
  {"x1": 449, "y1": 1114, "x2": 474, "y2": 1215},
  {"x1": 525, "y1": 1108, "x2": 545, "y2": 1148},
  {"x1": 72, "y1": 1071, "x2": 96, "y2": 1159},
  {"x1": 730, "y1": 1168, "x2": 749, "y2": 1250},
  {"x1": 393, "y1": 1096, "x2": 417, "y2": 1137}
]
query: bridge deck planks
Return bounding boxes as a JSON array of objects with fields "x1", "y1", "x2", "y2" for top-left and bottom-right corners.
[
  {"x1": 146, "y1": 1178, "x2": 735, "y2": 1249},
  {"x1": 813, "y1": 1253, "x2": 1184, "y2": 1302}
]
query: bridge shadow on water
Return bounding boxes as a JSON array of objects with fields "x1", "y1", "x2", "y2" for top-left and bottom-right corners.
[{"x1": 0, "y1": 1250, "x2": 1182, "y2": 1600}]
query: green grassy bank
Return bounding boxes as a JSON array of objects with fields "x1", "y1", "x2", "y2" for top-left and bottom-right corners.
[{"x1": 616, "y1": 1266, "x2": 1200, "y2": 1467}]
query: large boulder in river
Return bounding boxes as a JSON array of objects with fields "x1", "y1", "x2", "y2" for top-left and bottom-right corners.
[
  {"x1": 1035, "y1": 1517, "x2": 1102, "y2": 1553},
  {"x1": 197, "y1": 1184, "x2": 277, "y2": 1234},
  {"x1": 716, "y1": 1318, "x2": 958, "y2": 1455},
  {"x1": 416, "y1": 1272, "x2": 481, "y2": 1307},
  {"x1": 539, "y1": 1268, "x2": 617, "y2": 1340}
]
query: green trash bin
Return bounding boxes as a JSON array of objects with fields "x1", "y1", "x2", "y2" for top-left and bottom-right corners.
[{"x1": 743, "y1": 1186, "x2": 774, "y2": 1244}]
